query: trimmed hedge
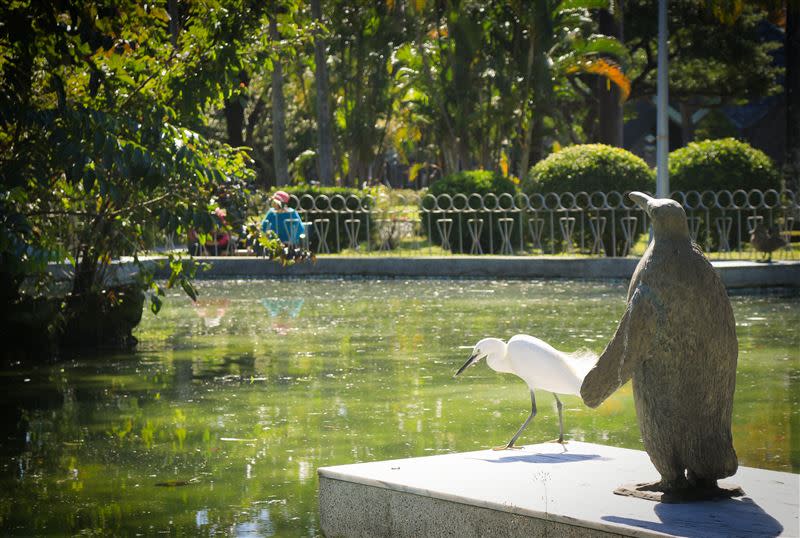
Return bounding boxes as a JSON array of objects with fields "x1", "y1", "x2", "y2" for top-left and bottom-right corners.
[
  {"x1": 422, "y1": 171, "x2": 520, "y2": 253},
  {"x1": 427, "y1": 170, "x2": 518, "y2": 198},
  {"x1": 524, "y1": 144, "x2": 655, "y2": 194},
  {"x1": 668, "y1": 139, "x2": 781, "y2": 251},
  {"x1": 668, "y1": 138, "x2": 780, "y2": 192},
  {"x1": 523, "y1": 144, "x2": 655, "y2": 256}
]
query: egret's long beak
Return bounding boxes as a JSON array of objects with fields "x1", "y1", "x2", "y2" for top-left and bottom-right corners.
[
  {"x1": 454, "y1": 352, "x2": 480, "y2": 377},
  {"x1": 628, "y1": 191, "x2": 653, "y2": 214}
]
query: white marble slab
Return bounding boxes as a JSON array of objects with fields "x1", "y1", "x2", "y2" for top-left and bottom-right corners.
[{"x1": 318, "y1": 441, "x2": 799, "y2": 537}]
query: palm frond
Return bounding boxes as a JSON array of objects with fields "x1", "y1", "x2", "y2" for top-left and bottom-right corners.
[
  {"x1": 574, "y1": 35, "x2": 630, "y2": 63},
  {"x1": 565, "y1": 58, "x2": 631, "y2": 102}
]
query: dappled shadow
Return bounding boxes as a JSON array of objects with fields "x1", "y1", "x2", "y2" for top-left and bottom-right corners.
[
  {"x1": 475, "y1": 453, "x2": 608, "y2": 464},
  {"x1": 603, "y1": 496, "x2": 784, "y2": 538}
]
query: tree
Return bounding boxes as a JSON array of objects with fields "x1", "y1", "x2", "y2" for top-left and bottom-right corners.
[
  {"x1": 486, "y1": 0, "x2": 630, "y2": 171},
  {"x1": 0, "y1": 0, "x2": 255, "y2": 346},
  {"x1": 311, "y1": 0, "x2": 336, "y2": 185},
  {"x1": 394, "y1": 0, "x2": 629, "y2": 177},
  {"x1": 784, "y1": 1, "x2": 799, "y2": 191},
  {"x1": 624, "y1": 0, "x2": 781, "y2": 144},
  {"x1": 596, "y1": 2, "x2": 625, "y2": 147},
  {"x1": 270, "y1": 13, "x2": 291, "y2": 186},
  {"x1": 327, "y1": 1, "x2": 408, "y2": 185}
]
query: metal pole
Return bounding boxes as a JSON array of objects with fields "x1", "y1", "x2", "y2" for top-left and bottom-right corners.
[{"x1": 656, "y1": 0, "x2": 669, "y2": 198}]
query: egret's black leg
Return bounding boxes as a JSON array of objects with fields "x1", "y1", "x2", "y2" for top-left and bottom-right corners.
[
  {"x1": 493, "y1": 390, "x2": 536, "y2": 450},
  {"x1": 553, "y1": 393, "x2": 565, "y2": 443}
]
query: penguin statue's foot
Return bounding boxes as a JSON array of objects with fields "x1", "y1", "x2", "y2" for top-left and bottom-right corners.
[{"x1": 614, "y1": 479, "x2": 745, "y2": 503}]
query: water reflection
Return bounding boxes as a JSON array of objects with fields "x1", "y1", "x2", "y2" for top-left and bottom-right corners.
[
  {"x1": 0, "y1": 279, "x2": 796, "y2": 536},
  {"x1": 260, "y1": 297, "x2": 304, "y2": 336},
  {"x1": 194, "y1": 298, "x2": 231, "y2": 328},
  {"x1": 233, "y1": 508, "x2": 275, "y2": 537}
]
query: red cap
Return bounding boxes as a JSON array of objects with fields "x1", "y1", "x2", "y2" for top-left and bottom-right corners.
[{"x1": 273, "y1": 191, "x2": 290, "y2": 204}]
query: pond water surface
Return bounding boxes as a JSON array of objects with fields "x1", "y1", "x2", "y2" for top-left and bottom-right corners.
[{"x1": 0, "y1": 279, "x2": 797, "y2": 536}]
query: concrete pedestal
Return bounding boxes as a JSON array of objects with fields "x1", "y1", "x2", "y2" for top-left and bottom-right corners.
[{"x1": 318, "y1": 442, "x2": 798, "y2": 537}]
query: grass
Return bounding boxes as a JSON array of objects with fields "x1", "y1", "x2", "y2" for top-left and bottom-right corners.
[{"x1": 323, "y1": 233, "x2": 798, "y2": 260}]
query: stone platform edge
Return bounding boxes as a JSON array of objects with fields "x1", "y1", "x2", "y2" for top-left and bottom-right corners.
[
  {"x1": 316, "y1": 442, "x2": 799, "y2": 538},
  {"x1": 318, "y1": 474, "x2": 620, "y2": 538},
  {"x1": 174, "y1": 257, "x2": 800, "y2": 288}
]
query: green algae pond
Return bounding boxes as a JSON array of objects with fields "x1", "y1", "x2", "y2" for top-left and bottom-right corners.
[{"x1": 0, "y1": 278, "x2": 797, "y2": 536}]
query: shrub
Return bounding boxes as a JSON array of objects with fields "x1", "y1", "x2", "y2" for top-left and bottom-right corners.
[
  {"x1": 668, "y1": 138, "x2": 780, "y2": 192},
  {"x1": 669, "y1": 139, "x2": 781, "y2": 251},
  {"x1": 428, "y1": 170, "x2": 518, "y2": 198},
  {"x1": 525, "y1": 144, "x2": 655, "y2": 194},
  {"x1": 422, "y1": 171, "x2": 521, "y2": 253},
  {"x1": 523, "y1": 144, "x2": 655, "y2": 256}
]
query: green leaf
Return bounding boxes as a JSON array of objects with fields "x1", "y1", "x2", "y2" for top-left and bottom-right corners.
[
  {"x1": 150, "y1": 294, "x2": 163, "y2": 315},
  {"x1": 576, "y1": 35, "x2": 629, "y2": 63},
  {"x1": 180, "y1": 279, "x2": 198, "y2": 301},
  {"x1": 150, "y1": 7, "x2": 171, "y2": 22}
]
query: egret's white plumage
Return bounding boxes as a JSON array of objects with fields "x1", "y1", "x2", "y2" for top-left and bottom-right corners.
[{"x1": 455, "y1": 334, "x2": 597, "y2": 449}]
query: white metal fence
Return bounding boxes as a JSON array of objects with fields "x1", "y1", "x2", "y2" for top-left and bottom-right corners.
[{"x1": 270, "y1": 189, "x2": 796, "y2": 258}]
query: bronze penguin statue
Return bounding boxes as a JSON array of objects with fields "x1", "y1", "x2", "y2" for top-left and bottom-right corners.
[{"x1": 581, "y1": 191, "x2": 739, "y2": 499}]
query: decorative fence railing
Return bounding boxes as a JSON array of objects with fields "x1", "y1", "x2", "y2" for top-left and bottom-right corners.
[
  {"x1": 270, "y1": 189, "x2": 797, "y2": 258},
  {"x1": 167, "y1": 189, "x2": 796, "y2": 258}
]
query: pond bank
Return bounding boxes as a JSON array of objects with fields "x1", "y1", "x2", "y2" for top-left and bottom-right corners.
[{"x1": 173, "y1": 256, "x2": 800, "y2": 289}]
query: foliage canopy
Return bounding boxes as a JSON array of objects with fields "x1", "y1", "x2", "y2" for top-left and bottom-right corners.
[{"x1": 0, "y1": 0, "x2": 261, "y2": 331}]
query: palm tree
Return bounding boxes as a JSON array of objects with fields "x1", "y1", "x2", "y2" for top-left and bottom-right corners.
[
  {"x1": 396, "y1": 0, "x2": 630, "y2": 177},
  {"x1": 521, "y1": 0, "x2": 630, "y2": 171}
]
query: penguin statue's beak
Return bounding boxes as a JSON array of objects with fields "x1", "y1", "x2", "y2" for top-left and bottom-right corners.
[{"x1": 629, "y1": 191, "x2": 654, "y2": 214}]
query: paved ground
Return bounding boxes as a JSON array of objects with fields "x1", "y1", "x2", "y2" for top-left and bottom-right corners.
[{"x1": 319, "y1": 441, "x2": 799, "y2": 537}]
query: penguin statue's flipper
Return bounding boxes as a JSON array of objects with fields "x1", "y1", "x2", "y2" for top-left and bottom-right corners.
[{"x1": 581, "y1": 284, "x2": 658, "y2": 408}]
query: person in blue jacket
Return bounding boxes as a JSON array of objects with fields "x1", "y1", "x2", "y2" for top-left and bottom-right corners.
[{"x1": 261, "y1": 190, "x2": 305, "y2": 244}]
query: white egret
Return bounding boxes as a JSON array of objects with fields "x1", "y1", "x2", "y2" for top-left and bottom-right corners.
[{"x1": 455, "y1": 335, "x2": 597, "y2": 450}]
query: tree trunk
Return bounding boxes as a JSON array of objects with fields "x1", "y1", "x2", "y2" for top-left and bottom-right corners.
[
  {"x1": 72, "y1": 245, "x2": 99, "y2": 297},
  {"x1": 224, "y1": 70, "x2": 249, "y2": 148},
  {"x1": 519, "y1": 115, "x2": 535, "y2": 180},
  {"x1": 530, "y1": 113, "x2": 545, "y2": 166},
  {"x1": 786, "y1": 3, "x2": 800, "y2": 192},
  {"x1": 530, "y1": 0, "x2": 553, "y2": 167},
  {"x1": 168, "y1": 0, "x2": 179, "y2": 46},
  {"x1": 518, "y1": 30, "x2": 536, "y2": 179},
  {"x1": 311, "y1": 0, "x2": 335, "y2": 186},
  {"x1": 596, "y1": 4, "x2": 623, "y2": 147},
  {"x1": 269, "y1": 16, "x2": 290, "y2": 186},
  {"x1": 441, "y1": 136, "x2": 459, "y2": 175}
]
